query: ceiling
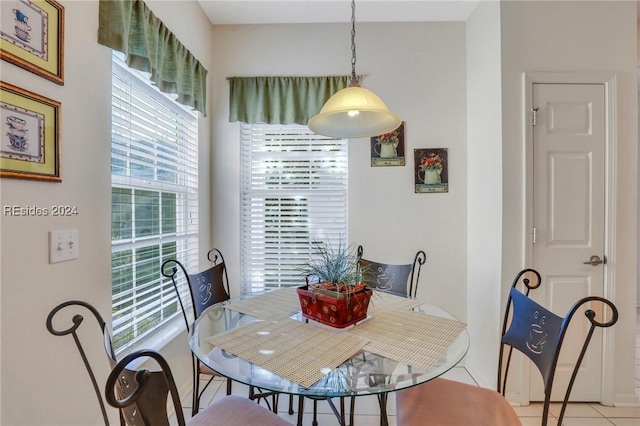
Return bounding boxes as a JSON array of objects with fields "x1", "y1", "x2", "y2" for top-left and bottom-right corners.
[{"x1": 197, "y1": 0, "x2": 482, "y2": 25}]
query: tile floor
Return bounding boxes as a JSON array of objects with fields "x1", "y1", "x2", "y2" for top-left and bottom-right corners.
[{"x1": 174, "y1": 308, "x2": 640, "y2": 425}]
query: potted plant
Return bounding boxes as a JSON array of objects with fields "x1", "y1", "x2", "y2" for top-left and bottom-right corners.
[{"x1": 296, "y1": 241, "x2": 372, "y2": 328}]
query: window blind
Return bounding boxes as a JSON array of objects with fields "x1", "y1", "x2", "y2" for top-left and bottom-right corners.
[
  {"x1": 111, "y1": 53, "x2": 199, "y2": 351},
  {"x1": 240, "y1": 124, "x2": 348, "y2": 293}
]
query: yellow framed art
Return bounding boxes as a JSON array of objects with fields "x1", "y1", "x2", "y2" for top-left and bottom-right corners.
[
  {"x1": 1, "y1": 82, "x2": 60, "y2": 182},
  {"x1": 0, "y1": 0, "x2": 64, "y2": 85}
]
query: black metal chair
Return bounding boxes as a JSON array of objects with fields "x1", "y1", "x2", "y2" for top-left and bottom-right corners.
[
  {"x1": 161, "y1": 248, "x2": 232, "y2": 415},
  {"x1": 161, "y1": 248, "x2": 283, "y2": 415},
  {"x1": 105, "y1": 349, "x2": 294, "y2": 426},
  {"x1": 335, "y1": 245, "x2": 427, "y2": 425},
  {"x1": 356, "y1": 245, "x2": 426, "y2": 298},
  {"x1": 46, "y1": 300, "x2": 123, "y2": 426},
  {"x1": 395, "y1": 268, "x2": 619, "y2": 426}
]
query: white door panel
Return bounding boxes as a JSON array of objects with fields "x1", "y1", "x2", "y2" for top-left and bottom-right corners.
[{"x1": 531, "y1": 83, "x2": 605, "y2": 401}]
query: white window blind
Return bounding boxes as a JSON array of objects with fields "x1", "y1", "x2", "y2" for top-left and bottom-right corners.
[
  {"x1": 240, "y1": 124, "x2": 348, "y2": 293},
  {"x1": 110, "y1": 53, "x2": 199, "y2": 351}
]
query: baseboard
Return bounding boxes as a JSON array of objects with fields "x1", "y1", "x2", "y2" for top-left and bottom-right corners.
[{"x1": 613, "y1": 392, "x2": 640, "y2": 408}]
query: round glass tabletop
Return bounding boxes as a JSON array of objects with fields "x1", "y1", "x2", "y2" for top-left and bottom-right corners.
[{"x1": 189, "y1": 293, "x2": 469, "y2": 399}]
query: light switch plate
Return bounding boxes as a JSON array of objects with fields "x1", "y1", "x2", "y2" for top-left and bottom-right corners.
[{"x1": 49, "y1": 229, "x2": 79, "y2": 263}]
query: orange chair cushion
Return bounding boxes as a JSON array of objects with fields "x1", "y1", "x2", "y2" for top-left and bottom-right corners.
[
  {"x1": 395, "y1": 378, "x2": 522, "y2": 426},
  {"x1": 187, "y1": 395, "x2": 293, "y2": 426}
]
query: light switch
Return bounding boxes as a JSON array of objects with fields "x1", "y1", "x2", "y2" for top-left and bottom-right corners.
[{"x1": 49, "y1": 229, "x2": 79, "y2": 263}]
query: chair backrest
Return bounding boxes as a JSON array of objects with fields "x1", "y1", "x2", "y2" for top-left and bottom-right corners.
[
  {"x1": 161, "y1": 248, "x2": 230, "y2": 332},
  {"x1": 46, "y1": 300, "x2": 118, "y2": 426},
  {"x1": 105, "y1": 350, "x2": 186, "y2": 426},
  {"x1": 497, "y1": 269, "x2": 618, "y2": 426},
  {"x1": 356, "y1": 245, "x2": 426, "y2": 298}
]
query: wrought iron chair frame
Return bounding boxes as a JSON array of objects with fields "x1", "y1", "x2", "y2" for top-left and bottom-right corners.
[
  {"x1": 394, "y1": 268, "x2": 619, "y2": 426},
  {"x1": 498, "y1": 268, "x2": 618, "y2": 426},
  {"x1": 46, "y1": 300, "x2": 123, "y2": 426},
  {"x1": 162, "y1": 248, "x2": 284, "y2": 415},
  {"x1": 348, "y1": 246, "x2": 426, "y2": 426},
  {"x1": 105, "y1": 350, "x2": 294, "y2": 426},
  {"x1": 161, "y1": 248, "x2": 232, "y2": 415},
  {"x1": 105, "y1": 349, "x2": 184, "y2": 426},
  {"x1": 356, "y1": 245, "x2": 426, "y2": 298}
]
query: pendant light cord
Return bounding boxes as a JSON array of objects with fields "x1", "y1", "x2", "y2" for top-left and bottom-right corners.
[{"x1": 349, "y1": 0, "x2": 359, "y2": 87}]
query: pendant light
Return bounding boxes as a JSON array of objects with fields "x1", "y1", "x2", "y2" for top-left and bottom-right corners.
[{"x1": 308, "y1": 0, "x2": 401, "y2": 138}]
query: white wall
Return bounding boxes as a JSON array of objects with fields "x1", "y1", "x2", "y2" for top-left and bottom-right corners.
[
  {"x1": 0, "y1": 1, "x2": 215, "y2": 424},
  {"x1": 210, "y1": 22, "x2": 469, "y2": 318},
  {"x1": 500, "y1": 0, "x2": 638, "y2": 405},
  {"x1": 465, "y1": 0, "x2": 503, "y2": 388},
  {"x1": 1, "y1": 1, "x2": 637, "y2": 424}
]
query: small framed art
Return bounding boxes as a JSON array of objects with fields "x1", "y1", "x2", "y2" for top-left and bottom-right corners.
[
  {"x1": 0, "y1": 0, "x2": 65, "y2": 85},
  {"x1": 1, "y1": 81, "x2": 61, "y2": 181},
  {"x1": 370, "y1": 122, "x2": 405, "y2": 167},
  {"x1": 414, "y1": 148, "x2": 448, "y2": 193}
]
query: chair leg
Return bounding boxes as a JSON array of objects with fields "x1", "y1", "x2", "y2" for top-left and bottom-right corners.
[
  {"x1": 349, "y1": 396, "x2": 356, "y2": 426},
  {"x1": 192, "y1": 370, "x2": 201, "y2": 416},
  {"x1": 297, "y1": 395, "x2": 305, "y2": 426},
  {"x1": 312, "y1": 399, "x2": 318, "y2": 426},
  {"x1": 226, "y1": 377, "x2": 232, "y2": 395}
]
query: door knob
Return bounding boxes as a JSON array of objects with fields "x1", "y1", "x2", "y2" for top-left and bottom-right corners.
[{"x1": 583, "y1": 255, "x2": 605, "y2": 266}]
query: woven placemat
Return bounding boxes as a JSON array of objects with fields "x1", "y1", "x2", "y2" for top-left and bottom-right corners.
[
  {"x1": 348, "y1": 309, "x2": 467, "y2": 371},
  {"x1": 368, "y1": 292, "x2": 424, "y2": 313},
  {"x1": 224, "y1": 287, "x2": 300, "y2": 319},
  {"x1": 206, "y1": 317, "x2": 370, "y2": 388}
]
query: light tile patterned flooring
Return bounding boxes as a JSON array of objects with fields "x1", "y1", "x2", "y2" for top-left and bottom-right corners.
[{"x1": 175, "y1": 309, "x2": 640, "y2": 425}]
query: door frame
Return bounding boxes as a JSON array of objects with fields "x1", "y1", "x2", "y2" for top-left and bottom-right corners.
[{"x1": 522, "y1": 71, "x2": 618, "y2": 405}]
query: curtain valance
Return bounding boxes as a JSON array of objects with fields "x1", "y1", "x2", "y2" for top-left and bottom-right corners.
[
  {"x1": 98, "y1": 0, "x2": 208, "y2": 115},
  {"x1": 228, "y1": 76, "x2": 349, "y2": 125}
]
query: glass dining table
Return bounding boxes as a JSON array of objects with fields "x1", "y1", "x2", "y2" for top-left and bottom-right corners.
[{"x1": 189, "y1": 289, "x2": 469, "y2": 426}]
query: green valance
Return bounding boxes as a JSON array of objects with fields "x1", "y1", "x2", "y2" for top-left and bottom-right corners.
[
  {"x1": 98, "y1": 0, "x2": 208, "y2": 115},
  {"x1": 229, "y1": 76, "x2": 350, "y2": 125}
]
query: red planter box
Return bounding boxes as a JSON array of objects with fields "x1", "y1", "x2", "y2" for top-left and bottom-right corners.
[{"x1": 296, "y1": 285, "x2": 372, "y2": 328}]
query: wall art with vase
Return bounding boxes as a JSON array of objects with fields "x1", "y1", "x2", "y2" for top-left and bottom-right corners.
[
  {"x1": 414, "y1": 148, "x2": 448, "y2": 193},
  {"x1": 370, "y1": 121, "x2": 405, "y2": 166}
]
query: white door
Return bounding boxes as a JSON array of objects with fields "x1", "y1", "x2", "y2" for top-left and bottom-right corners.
[{"x1": 530, "y1": 83, "x2": 606, "y2": 401}]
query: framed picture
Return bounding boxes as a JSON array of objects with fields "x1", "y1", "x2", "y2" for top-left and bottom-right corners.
[
  {"x1": 370, "y1": 122, "x2": 405, "y2": 167},
  {"x1": 1, "y1": 81, "x2": 60, "y2": 181},
  {"x1": 414, "y1": 148, "x2": 448, "y2": 193},
  {"x1": 1, "y1": 0, "x2": 64, "y2": 85}
]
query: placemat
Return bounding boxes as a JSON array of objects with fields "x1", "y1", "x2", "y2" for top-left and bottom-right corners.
[
  {"x1": 348, "y1": 309, "x2": 467, "y2": 371},
  {"x1": 206, "y1": 317, "x2": 370, "y2": 388},
  {"x1": 224, "y1": 287, "x2": 300, "y2": 319},
  {"x1": 367, "y1": 292, "x2": 424, "y2": 313}
]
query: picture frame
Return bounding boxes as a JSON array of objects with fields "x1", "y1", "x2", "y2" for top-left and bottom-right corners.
[
  {"x1": 370, "y1": 121, "x2": 405, "y2": 167},
  {"x1": 1, "y1": 81, "x2": 61, "y2": 182},
  {"x1": 414, "y1": 148, "x2": 448, "y2": 193},
  {"x1": 1, "y1": 0, "x2": 64, "y2": 85}
]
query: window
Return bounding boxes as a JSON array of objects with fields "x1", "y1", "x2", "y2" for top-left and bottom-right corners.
[
  {"x1": 240, "y1": 124, "x2": 348, "y2": 293},
  {"x1": 110, "y1": 53, "x2": 199, "y2": 351}
]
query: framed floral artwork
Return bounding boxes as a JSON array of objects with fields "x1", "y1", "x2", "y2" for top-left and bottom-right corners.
[
  {"x1": 0, "y1": 0, "x2": 64, "y2": 85},
  {"x1": 370, "y1": 122, "x2": 405, "y2": 167},
  {"x1": 414, "y1": 148, "x2": 448, "y2": 193},
  {"x1": 1, "y1": 81, "x2": 61, "y2": 181}
]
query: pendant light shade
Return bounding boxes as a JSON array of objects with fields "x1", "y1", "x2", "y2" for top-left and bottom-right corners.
[
  {"x1": 308, "y1": 0, "x2": 401, "y2": 139},
  {"x1": 308, "y1": 86, "x2": 401, "y2": 138}
]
